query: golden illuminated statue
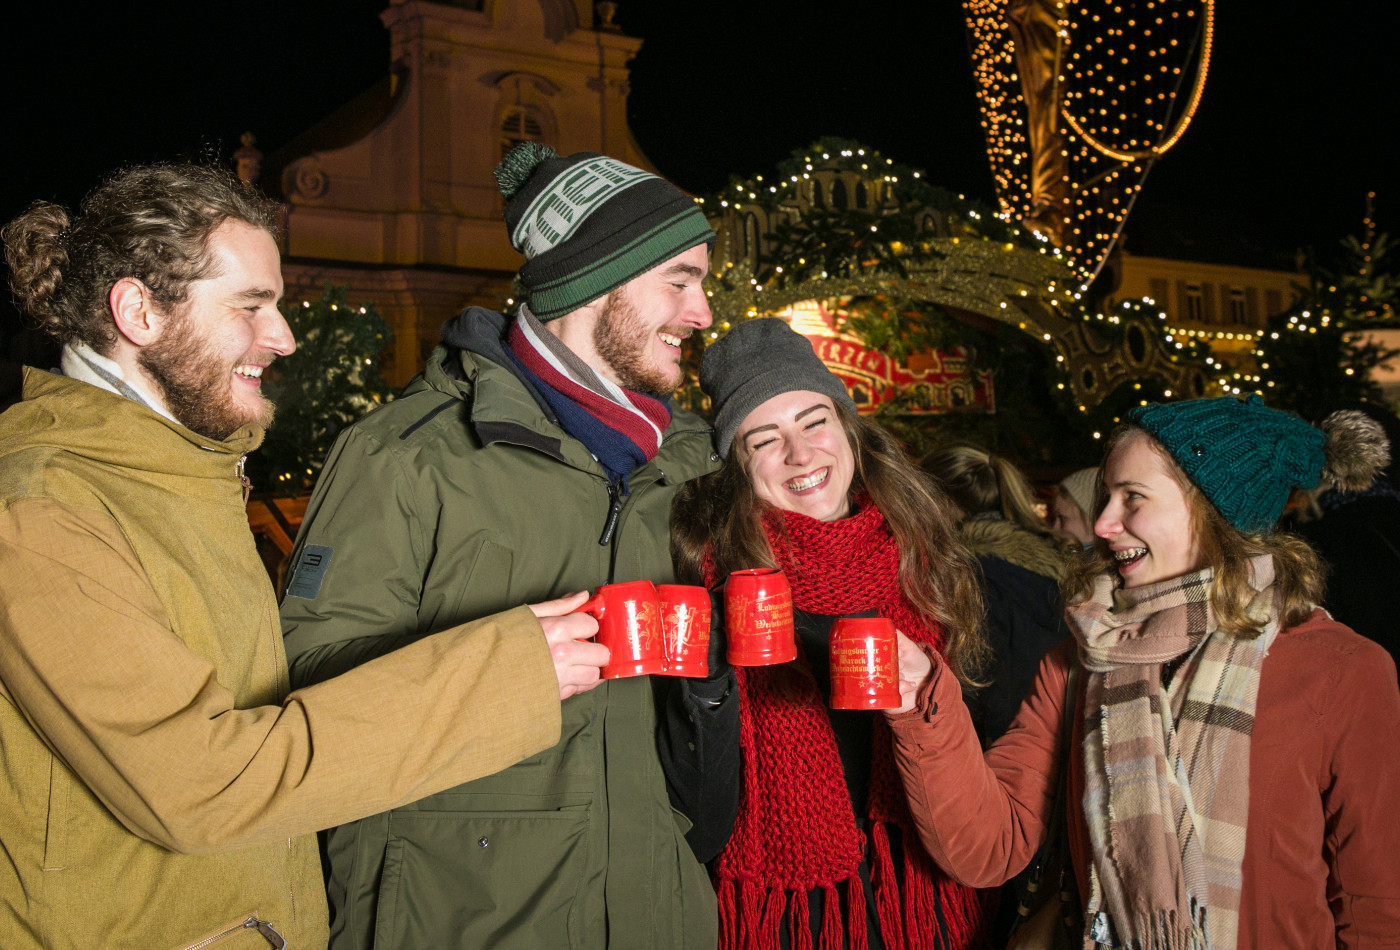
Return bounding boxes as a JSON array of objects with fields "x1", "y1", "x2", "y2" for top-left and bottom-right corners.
[{"x1": 1005, "y1": 0, "x2": 1069, "y2": 246}]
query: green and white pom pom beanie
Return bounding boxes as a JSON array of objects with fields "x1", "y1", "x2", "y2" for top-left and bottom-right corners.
[{"x1": 494, "y1": 143, "x2": 715, "y2": 321}]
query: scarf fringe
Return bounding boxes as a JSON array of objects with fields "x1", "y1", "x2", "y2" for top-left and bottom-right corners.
[
  {"x1": 790, "y1": 886, "x2": 813, "y2": 950},
  {"x1": 1112, "y1": 908, "x2": 1207, "y2": 950},
  {"x1": 820, "y1": 883, "x2": 843, "y2": 950},
  {"x1": 901, "y1": 837, "x2": 935, "y2": 950},
  {"x1": 871, "y1": 822, "x2": 906, "y2": 950},
  {"x1": 718, "y1": 853, "x2": 988, "y2": 950},
  {"x1": 761, "y1": 888, "x2": 787, "y2": 949},
  {"x1": 847, "y1": 875, "x2": 870, "y2": 950}
]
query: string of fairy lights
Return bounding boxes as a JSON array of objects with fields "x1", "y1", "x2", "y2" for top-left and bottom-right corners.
[
  {"x1": 693, "y1": 140, "x2": 1213, "y2": 422},
  {"x1": 964, "y1": 0, "x2": 1213, "y2": 284}
]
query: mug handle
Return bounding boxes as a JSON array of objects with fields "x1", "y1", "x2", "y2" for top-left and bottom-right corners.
[{"x1": 572, "y1": 592, "x2": 606, "y2": 620}]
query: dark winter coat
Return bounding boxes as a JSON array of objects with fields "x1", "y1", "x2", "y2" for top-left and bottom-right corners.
[
  {"x1": 1297, "y1": 489, "x2": 1400, "y2": 676},
  {"x1": 958, "y1": 515, "x2": 1071, "y2": 745},
  {"x1": 280, "y1": 308, "x2": 721, "y2": 950}
]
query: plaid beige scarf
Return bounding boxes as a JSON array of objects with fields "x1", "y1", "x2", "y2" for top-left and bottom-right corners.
[{"x1": 1065, "y1": 556, "x2": 1279, "y2": 950}]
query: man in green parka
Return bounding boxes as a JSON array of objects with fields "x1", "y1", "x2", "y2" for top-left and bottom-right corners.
[{"x1": 280, "y1": 145, "x2": 731, "y2": 949}]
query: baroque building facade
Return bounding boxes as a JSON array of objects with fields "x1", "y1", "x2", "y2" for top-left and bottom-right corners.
[{"x1": 261, "y1": 0, "x2": 649, "y2": 383}]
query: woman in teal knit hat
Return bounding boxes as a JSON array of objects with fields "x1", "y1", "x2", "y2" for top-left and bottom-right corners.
[{"x1": 883, "y1": 395, "x2": 1400, "y2": 950}]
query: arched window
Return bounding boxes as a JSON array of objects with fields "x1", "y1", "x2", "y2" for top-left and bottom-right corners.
[
  {"x1": 500, "y1": 109, "x2": 544, "y2": 158},
  {"x1": 812, "y1": 181, "x2": 825, "y2": 209},
  {"x1": 831, "y1": 179, "x2": 848, "y2": 210},
  {"x1": 855, "y1": 182, "x2": 869, "y2": 209}
]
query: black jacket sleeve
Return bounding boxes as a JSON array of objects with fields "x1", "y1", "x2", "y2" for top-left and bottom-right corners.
[{"x1": 653, "y1": 592, "x2": 741, "y2": 864}]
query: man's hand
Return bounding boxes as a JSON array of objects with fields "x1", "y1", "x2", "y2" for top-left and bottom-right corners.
[
  {"x1": 530, "y1": 592, "x2": 609, "y2": 701},
  {"x1": 891, "y1": 630, "x2": 934, "y2": 715}
]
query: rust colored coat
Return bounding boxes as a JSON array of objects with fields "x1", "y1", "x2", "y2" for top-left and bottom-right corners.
[{"x1": 888, "y1": 612, "x2": 1400, "y2": 949}]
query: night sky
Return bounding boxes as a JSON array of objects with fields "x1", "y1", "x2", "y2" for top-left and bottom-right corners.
[{"x1": 2, "y1": 1, "x2": 1391, "y2": 280}]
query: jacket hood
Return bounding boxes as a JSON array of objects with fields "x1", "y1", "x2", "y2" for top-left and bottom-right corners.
[
  {"x1": 0, "y1": 368, "x2": 260, "y2": 481},
  {"x1": 441, "y1": 307, "x2": 514, "y2": 369},
  {"x1": 960, "y1": 514, "x2": 1070, "y2": 581}
]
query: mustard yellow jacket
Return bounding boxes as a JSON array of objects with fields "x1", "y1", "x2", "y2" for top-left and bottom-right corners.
[{"x1": 0, "y1": 370, "x2": 560, "y2": 949}]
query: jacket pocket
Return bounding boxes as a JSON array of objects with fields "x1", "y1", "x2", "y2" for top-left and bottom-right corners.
[
  {"x1": 177, "y1": 914, "x2": 286, "y2": 949},
  {"x1": 372, "y1": 806, "x2": 593, "y2": 950}
]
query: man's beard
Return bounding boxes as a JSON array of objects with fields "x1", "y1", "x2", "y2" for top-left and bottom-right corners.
[
  {"x1": 138, "y1": 310, "x2": 276, "y2": 441},
  {"x1": 591, "y1": 289, "x2": 681, "y2": 395}
]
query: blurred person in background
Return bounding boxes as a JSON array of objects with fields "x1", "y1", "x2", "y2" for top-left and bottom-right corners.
[
  {"x1": 1050, "y1": 466, "x2": 1098, "y2": 547},
  {"x1": 924, "y1": 444, "x2": 1077, "y2": 746}
]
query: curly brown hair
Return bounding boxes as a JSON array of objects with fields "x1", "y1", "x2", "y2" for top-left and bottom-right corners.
[
  {"x1": 671, "y1": 403, "x2": 989, "y2": 684},
  {"x1": 1064, "y1": 425, "x2": 1326, "y2": 637},
  {"x1": 2, "y1": 163, "x2": 280, "y2": 352}
]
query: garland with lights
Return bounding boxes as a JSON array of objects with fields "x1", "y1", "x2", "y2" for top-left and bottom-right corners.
[
  {"x1": 246, "y1": 283, "x2": 395, "y2": 494},
  {"x1": 683, "y1": 140, "x2": 1210, "y2": 460},
  {"x1": 1228, "y1": 207, "x2": 1398, "y2": 421}
]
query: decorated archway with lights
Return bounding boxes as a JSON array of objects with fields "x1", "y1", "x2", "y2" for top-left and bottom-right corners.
[
  {"x1": 964, "y1": 0, "x2": 1214, "y2": 283},
  {"x1": 683, "y1": 141, "x2": 1211, "y2": 436}
]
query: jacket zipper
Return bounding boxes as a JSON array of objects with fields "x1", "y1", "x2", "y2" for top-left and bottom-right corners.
[
  {"x1": 183, "y1": 916, "x2": 286, "y2": 950},
  {"x1": 598, "y1": 480, "x2": 624, "y2": 547},
  {"x1": 236, "y1": 454, "x2": 252, "y2": 503}
]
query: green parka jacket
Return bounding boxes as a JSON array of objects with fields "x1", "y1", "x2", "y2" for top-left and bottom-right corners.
[{"x1": 280, "y1": 308, "x2": 721, "y2": 950}]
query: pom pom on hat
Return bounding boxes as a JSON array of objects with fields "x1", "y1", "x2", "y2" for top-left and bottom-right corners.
[
  {"x1": 494, "y1": 143, "x2": 557, "y2": 200},
  {"x1": 1320, "y1": 409, "x2": 1390, "y2": 492}
]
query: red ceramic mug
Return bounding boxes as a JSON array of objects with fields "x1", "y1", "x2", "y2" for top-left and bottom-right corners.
[
  {"x1": 829, "y1": 617, "x2": 900, "y2": 709},
  {"x1": 655, "y1": 584, "x2": 711, "y2": 677},
  {"x1": 724, "y1": 568, "x2": 797, "y2": 666},
  {"x1": 573, "y1": 580, "x2": 664, "y2": 678}
]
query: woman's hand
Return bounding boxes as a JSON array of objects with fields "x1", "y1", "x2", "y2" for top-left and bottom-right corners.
[{"x1": 892, "y1": 630, "x2": 933, "y2": 715}]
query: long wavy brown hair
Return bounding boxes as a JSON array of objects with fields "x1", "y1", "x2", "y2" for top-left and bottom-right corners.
[
  {"x1": 1064, "y1": 425, "x2": 1326, "y2": 637},
  {"x1": 672, "y1": 402, "x2": 989, "y2": 683}
]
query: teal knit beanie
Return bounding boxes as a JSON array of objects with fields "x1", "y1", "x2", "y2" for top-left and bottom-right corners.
[
  {"x1": 1131, "y1": 395, "x2": 1327, "y2": 533},
  {"x1": 494, "y1": 144, "x2": 715, "y2": 321}
]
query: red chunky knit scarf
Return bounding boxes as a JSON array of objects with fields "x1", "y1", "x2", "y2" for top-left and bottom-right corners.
[{"x1": 711, "y1": 501, "x2": 986, "y2": 950}]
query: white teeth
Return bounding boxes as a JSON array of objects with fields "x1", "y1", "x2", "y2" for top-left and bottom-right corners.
[
  {"x1": 234, "y1": 365, "x2": 264, "y2": 379},
  {"x1": 658, "y1": 333, "x2": 682, "y2": 348},
  {"x1": 1113, "y1": 547, "x2": 1147, "y2": 562},
  {"x1": 786, "y1": 470, "x2": 828, "y2": 492}
]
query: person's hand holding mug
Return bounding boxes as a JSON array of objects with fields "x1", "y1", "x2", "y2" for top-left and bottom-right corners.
[
  {"x1": 892, "y1": 630, "x2": 933, "y2": 715},
  {"x1": 530, "y1": 592, "x2": 609, "y2": 700}
]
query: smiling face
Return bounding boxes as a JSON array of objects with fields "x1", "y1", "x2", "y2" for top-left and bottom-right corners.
[
  {"x1": 738, "y1": 390, "x2": 855, "y2": 522},
  {"x1": 591, "y1": 243, "x2": 712, "y2": 394},
  {"x1": 137, "y1": 219, "x2": 294, "y2": 440},
  {"x1": 1095, "y1": 431, "x2": 1203, "y2": 587}
]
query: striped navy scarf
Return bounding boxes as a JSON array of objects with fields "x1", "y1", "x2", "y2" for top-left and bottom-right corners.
[{"x1": 504, "y1": 304, "x2": 671, "y2": 489}]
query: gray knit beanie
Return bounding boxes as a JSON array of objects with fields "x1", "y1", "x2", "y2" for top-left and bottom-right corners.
[
  {"x1": 494, "y1": 143, "x2": 715, "y2": 321},
  {"x1": 1058, "y1": 467, "x2": 1098, "y2": 519},
  {"x1": 700, "y1": 318, "x2": 856, "y2": 458}
]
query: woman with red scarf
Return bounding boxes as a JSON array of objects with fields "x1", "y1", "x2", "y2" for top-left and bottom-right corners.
[{"x1": 668, "y1": 318, "x2": 991, "y2": 950}]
